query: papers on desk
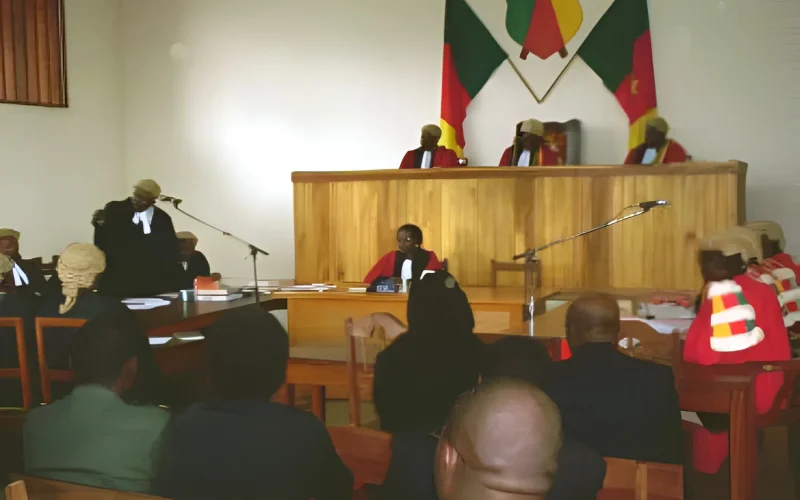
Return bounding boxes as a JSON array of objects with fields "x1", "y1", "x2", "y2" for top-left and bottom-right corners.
[
  {"x1": 279, "y1": 284, "x2": 337, "y2": 292},
  {"x1": 123, "y1": 298, "x2": 171, "y2": 310},
  {"x1": 621, "y1": 317, "x2": 694, "y2": 335},
  {"x1": 637, "y1": 302, "x2": 695, "y2": 320},
  {"x1": 148, "y1": 337, "x2": 172, "y2": 346},
  {"x1": 157, "y1": 293, "x2": 180, "y2": 299}
]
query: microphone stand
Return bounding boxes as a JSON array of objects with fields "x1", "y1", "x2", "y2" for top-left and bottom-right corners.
[
  {"x1": 170, "y1": 202, "x2": 270, "y2": 304},
  {"x1": 512, "y1": 203, "x2": 663, "y2": 337}
]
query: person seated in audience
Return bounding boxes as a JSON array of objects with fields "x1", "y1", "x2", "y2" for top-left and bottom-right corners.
[
  {"x1": 92, "y1": 179, "x2": 183, "y2": 297},
  {"x1": 498, "y1": 119, "x2": 560, "y2": 167},
  {"x1": 37, "y1": 243, "x2": 126, "y2": 319},
  {"x1": 435, "y1": 379, "x2": 562, "y2": 500},
  {"x1": 546, "y1": 293, "x2": 683, "y2": 464},
  {"x1": 373, "y1": 270, "x2": 482, "y2": 434},
  {"x1": 23, "y1": 312, "x2": 170, "y2": 492},
  {"x1": 176, "y1": 231, "x2": 220, "y2": 289},
  {"x1": 380, "y1": 336, "x2": 604, "y2": 500},
  {"x1": 481, "y1": 337, "x2": 606, "y2": 500},
  {"x1": 0, "y1": 228, "x2": 45, "y2": 295},
  {"x1": 684, "y1": 231, "x2": 791, "y2": 474},
  {"x1": 399, "y1": 124, "x2": 460, "y2": 169},
  {"x1": 152, "y1": 307, "x2": 353, "y2": 500},
  {"x1": 623, "y1": 116, "x2": 687, "y2": 165},
  {"x1": 363, "y1": 224, "x2": 444, "y2": 285}
]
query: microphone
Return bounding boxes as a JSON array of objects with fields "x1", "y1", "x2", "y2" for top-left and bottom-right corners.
[
  {"x1": 158, "y1": 195, "x2": 183, "y2": 207},
  {"x1": 638, "y1": 200, "x2": 670, "y2": 211}
]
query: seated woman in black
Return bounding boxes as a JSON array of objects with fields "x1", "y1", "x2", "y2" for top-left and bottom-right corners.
[
  {"x1": 177, "y1": 232, "x2": 219, "y2": 289},
  {"x1": 363, "y1": 224, "x2": 443, "y2": 285}
]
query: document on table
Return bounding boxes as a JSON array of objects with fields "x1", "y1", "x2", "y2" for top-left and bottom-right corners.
[
  {"x1": 123, "y1": 298, "x2": 171, "y2": 310},
  {"x1": 620, "y1": 317, "x2": 694, "y2": 335},
  {"x1": 148, "y1": 337, "x2": 172, "y2": 346}
]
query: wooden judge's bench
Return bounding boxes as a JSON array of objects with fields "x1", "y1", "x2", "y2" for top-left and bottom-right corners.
[{"x1": 287, "y1": 161, "x2": 746, "y2": 346}]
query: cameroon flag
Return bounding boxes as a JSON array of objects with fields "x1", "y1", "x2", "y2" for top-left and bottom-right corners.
[
  {"x1": 440, "y1": 0, "x2": 507, "y2": 157},
  {"x1": 506, "y1": 0, "x2": 584, "y2": 60},
  {"x1": 578, "y1": 0, "x2": 657, "y2": 149}
]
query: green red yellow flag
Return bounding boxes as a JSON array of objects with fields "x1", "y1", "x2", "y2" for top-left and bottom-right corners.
[
  {"x1": 505, "y1": 0, "x2": 584, "y2": 60},
  {"x1": 440, "y1": 0, "x2": 508, "y2": 157},
  {"x1": 578, "y1": 0, "x2": 657, "y2": 149}
]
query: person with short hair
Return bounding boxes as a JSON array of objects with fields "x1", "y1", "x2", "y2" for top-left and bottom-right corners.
[
  {"x1": 92, "y1": 179, "x2": 183, "y2": 297},
  {"x1": 363, "y1": 224, "x2": 444, "y2": 285},
  {"x1": 435, "y1": 379, "x2": 562, "y2": 500},
  {"x1": 399, "y1": 124, "x2": 460, "y2": 169},
  {"x1": 152, "y1": 307, "x2": 353, "y2": 500},
  {"x1": 498, "y1": 119, "x2": 561, "y2": 166},
  {"x1": 0, "y1": 228, "x2": 46, "y2": 295},
  {"x1": 546, "y1": 293, "x2": 683, "y2": 464},
  {"x1": 23, "y1": 311, "x2": 170, "y2": 492},
  {"x1": 624, "y1": 116, "x2": 688, "y2": 165}
]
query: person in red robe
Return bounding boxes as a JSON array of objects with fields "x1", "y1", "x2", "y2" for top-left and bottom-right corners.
[
  {"x1": 363, "y1": 224, "x2": 443, "y2": 284},
  {"x1": 624, "y1": 116, "x2": 688, "y2": 165},
  {"x1": 399, "y1": 125, "x2": 460, "y2": 169},
  {"x1": 684, "y1": 230, "x2": 791, "y2": 474},
  {"x1": 498, "y1": 119, "x2": 561, "y2": 167}
]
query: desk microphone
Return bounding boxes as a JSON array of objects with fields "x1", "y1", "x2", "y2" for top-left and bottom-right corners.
[
  {"x1": 158, "y1": 195, "x2": 183, "y2": 207},
  {"x1": 638, "y1": 200, "x2": 670, "y2": 211}
]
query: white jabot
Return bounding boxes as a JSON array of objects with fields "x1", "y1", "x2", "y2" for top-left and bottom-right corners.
[
  {"x1": 421, "y1": 150, "x2": 432, "y2": 169},
  {"x1": 11, "y1": 262, "x2": 29, "y2": 286},
  {"x1": 517, "y1": 149, "x2": 531, "y2": 167},
  {"x1": 132, "y1": 206, "x2": 155, "y2": 235},
  {"x1": 401, "y1": 258, "x2": 413, "y2": 281},
  {"x1": 181, "y1": 261, "x2": 189, "y2": 271},
  {"x1": 642, "y1": 148, "x2": 658, "y2": 165}
]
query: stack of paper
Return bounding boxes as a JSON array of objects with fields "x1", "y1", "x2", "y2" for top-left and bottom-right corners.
[{"x1": 123, "y1": 298, "x2": 171, "y2": 310}]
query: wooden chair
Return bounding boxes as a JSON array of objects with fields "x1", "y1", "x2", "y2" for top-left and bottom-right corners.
[
  {"x1": 599, "y1": 457, "x2": 683, "y2": 499},
  {"x1": 34, "y1": 317, "x2": 86, "y2": 403},
  {"x1": 489, "y1": 259, "x2": 525, "y2": 287},
  {"x1": 0, "y1": 318, "x2": 32, "y2": 409},
  {"x1": 327, "y1": 426, "x2": 391, "y2": 489},
  {"x1": 4, "y1": 481, "x2": 28, "y2": 500},
  {"x1": 346, "y1": 313, "x2": 405, "y2": 426},
  {"x1": 11, "y1": 475, "x2": 169, "y2": 499}
]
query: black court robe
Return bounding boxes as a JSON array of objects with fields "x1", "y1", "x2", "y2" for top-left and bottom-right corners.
[
  {"x1": 178, "y1": 251, "x2": 211, "y2": 290},
  {"x1": 95, "y1": 200, "x2": 183, "y2": 297}
]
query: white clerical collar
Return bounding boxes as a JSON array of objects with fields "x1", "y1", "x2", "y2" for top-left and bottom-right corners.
[
  {"x1": 11, "y1": 261, "x2": 29, "y2": 286},
  {"x1": 517, "y1": 149, "x2": 532, "y2": 167},
  {"x1": 642, "y1": 147, "x2": 658, "y2": 165},
  {"x1": 421, "y1": 150, "x2": 433, "y2": 169},
  {"x1": 132, "y1": 206, "x2": 155, "y2": 235}
]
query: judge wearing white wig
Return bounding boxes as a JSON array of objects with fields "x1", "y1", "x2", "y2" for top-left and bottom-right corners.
[
  {"x1": 91, "y1": 179, "x2": 183, "y2": 297},
  {"x1": 399, "y1": 124, "x2": 460, "y2": 169},
  {"x1": 498, "y1": 119, "x2": 560, "y2": 167}
]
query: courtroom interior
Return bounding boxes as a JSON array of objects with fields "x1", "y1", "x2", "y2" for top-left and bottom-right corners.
[{"x1": 1, "y1": 0, "x2": 799, "y2": 499}]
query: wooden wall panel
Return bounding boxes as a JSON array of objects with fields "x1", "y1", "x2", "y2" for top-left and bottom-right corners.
[
  {"x1": 292, "y1": 162, "x2": 747, "y2": 291},
  {"x1": 0, "y1": 0, "x2": 65, "y2": 107}
]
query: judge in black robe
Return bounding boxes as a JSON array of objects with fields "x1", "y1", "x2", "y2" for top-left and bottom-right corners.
[
  {"x1": 0, "y1": 229, "x2": 46, "y2": 296},
  {"x1": 93, "y1": 179, "x2": 183, "y2": 297}
]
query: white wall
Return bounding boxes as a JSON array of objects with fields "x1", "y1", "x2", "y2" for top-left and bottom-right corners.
[
  {"x1": 0, "y1": 0, "x2": 125, "y2": 260},
  {"x1": 121, "y1": 0, "x2": 800, "y2": 281}
]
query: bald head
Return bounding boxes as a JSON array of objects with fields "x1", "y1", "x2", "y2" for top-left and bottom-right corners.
[
  {"x1": 435, "y1": 379, "x2": 562, "y2": 500},
  {"x1": 565, "y1": 293, "x2": 620, "y2": 348}
]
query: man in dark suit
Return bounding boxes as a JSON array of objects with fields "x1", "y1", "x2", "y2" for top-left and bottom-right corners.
[
  {"x1": 92, "y1": 179, "x2": 182, "y2": 297},
  {"x1": 546, "y1": 293, "x2": 683, "y2": 464}
]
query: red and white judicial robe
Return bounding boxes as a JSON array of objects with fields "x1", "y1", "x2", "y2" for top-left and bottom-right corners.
[
  {"x1": 683, "y1": 275, "x2": 791, "y2": 473},
  {"x1": 399, "y1": 147, "x2": 460, "y2": 169},
  {"x1": 498, "y1": 144, "x2": 561, "y2": 166},
  {"x1": 624, "y1": 139, "x2": 688, "y2": 165},
  {"x1": 363, "y1": 250, "x2": 443, "y2": 285}
]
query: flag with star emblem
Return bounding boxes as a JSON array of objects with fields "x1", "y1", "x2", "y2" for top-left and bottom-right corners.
[{"x1": 578, "y1": 0, "x2": 656, "y2": 149}]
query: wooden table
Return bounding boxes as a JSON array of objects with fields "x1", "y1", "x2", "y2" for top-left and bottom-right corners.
[{"x1": 135, "y1": 295, "x2": 286, "y2": 336}]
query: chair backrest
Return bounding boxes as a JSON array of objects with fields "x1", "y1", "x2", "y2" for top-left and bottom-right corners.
[
  {"x1": 4, "y1": 480, "x2": 28, "y2": 500},
  {"x1": 346, "y1": 313, "x2": 405, "y2": 426},
  {"x1": 34, "y1": 317, "x2": 87, "y2": 403},
  {"x1": 12, "y1": 475, "x2": 169, "y2": 499},
  {"x1": 327, "y1": 426, "x2": 391, "y2": 488},
  {"x1": 600, "y1": 458, "x2": 683, "y2": 500},
  {"x1": 0, "y1": 317, "x2": 31, "y2": 409}
]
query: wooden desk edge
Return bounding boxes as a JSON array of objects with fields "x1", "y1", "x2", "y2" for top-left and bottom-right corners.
[{"x1": 292, "y1": 161, "x2": 747, "y2": 183}]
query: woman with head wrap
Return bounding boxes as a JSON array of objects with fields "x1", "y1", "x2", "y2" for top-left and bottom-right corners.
[{"x1": 373, "y1": 270, "x2": 482, "y2": 434}]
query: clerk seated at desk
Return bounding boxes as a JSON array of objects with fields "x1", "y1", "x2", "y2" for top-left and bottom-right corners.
[
  {"x1": 363, "y1": 224, "x2": 443, "y2": 285},
  {"x1": 177, "y1": 231, "x2": 220, "y2": 289},
  {"x1": 399, "y1": 125, "x2": 460, "y2": 169},
  {"x1": 624, "y1": 116, "x2": 687, "y2": 165},
  {"x1": 498, "y1": 119, "x2": 561, "y2": 166}
]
